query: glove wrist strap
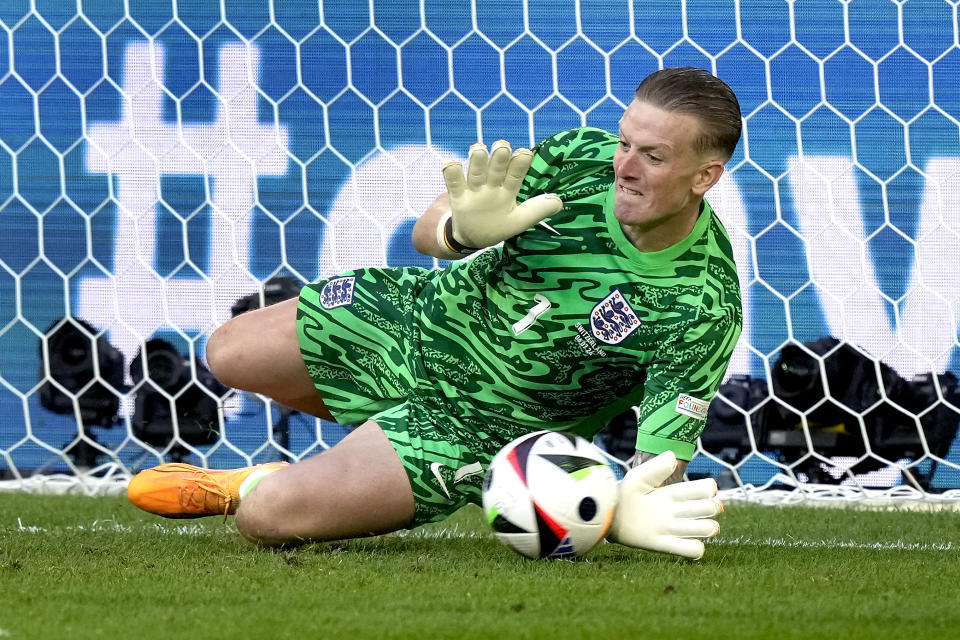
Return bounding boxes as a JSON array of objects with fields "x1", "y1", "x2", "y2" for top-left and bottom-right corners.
[{"x1": 437, "y1": 211, "x2": 479, "y2": 255}]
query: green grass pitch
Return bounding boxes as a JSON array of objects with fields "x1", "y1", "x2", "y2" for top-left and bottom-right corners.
[{"x1": 2, "y1": 493, "x2": 958, "y2": 640}]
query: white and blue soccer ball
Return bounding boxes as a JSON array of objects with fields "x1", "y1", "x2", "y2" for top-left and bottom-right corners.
[{"x1": 481, "y1": 430, "x2": 620, "y2": 559}]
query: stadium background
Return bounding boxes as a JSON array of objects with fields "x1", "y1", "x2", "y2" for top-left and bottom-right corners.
[{"x1": 0, "y1": 0, "x2": 958, "y2": 491}]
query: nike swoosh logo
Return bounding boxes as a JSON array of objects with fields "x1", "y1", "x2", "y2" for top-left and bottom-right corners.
[
  {"x1": 538, "y1": 221, "x2": 561, "y2": 236},
  {"x1": 430, "y1": 462, "x2": 451, "y2": 498}
]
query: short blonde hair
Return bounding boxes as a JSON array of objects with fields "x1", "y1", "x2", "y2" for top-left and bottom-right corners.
[{"x1": 634, "y1": 67, "x2": 742, "y2": 161}]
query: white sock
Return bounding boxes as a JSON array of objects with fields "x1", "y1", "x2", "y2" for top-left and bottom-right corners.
[{"x1": 238, "y1": 467, "x2": 278, "y2": 500}]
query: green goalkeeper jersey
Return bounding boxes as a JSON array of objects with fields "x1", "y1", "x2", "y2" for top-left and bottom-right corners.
[{"x1": 415, "y1": 127, "x2": 742, "y2": 460}]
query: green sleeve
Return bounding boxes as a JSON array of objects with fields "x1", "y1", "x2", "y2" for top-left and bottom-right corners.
[
  {"x1": 518, "y1": 127, "x2": 617, "y2": 203},
  {"x1": 635, "y1": 309, "x2": 742, "y2": 461}
]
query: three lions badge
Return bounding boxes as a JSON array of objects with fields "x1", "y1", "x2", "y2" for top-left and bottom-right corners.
[
  {"x1": 319, "y1": 276, "x2": 355, "y2": 309},
  {"x1": 590, "y1": 289, "x2": 640, "y2": 344}
]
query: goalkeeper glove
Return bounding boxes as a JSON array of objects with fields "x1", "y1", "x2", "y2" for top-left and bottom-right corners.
[
  {"x1": 438, "y1": 140, "x2": 563, "y2": 254},
  {"x1": 606, "y1": 451, "x2": 723, "y2": 560}
]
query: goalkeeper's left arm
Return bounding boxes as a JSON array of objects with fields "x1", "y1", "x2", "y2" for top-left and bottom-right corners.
[
  {"x1": 607, "y1": 450, "x2": 723, "y2": 561},
  {"x1": 607, "y1": 315, "x2": 739, "y2": 559}
]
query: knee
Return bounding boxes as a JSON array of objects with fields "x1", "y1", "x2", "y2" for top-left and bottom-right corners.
[
  {"x1": 234, "y1": 476, "x2": 296, "y2": 547},
  {"x1": 205, "y1": 321, "x2": 239, "y2": 389}
]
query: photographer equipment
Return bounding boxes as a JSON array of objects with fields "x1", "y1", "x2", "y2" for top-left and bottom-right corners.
[
  {"x1": 705, "y1": 337, "x2": 960, "y2": 489},
  {"x1": 602, "y1": 337, "x2": 960, "y2": 490},
  {"x1": 699, "y1": 374, "x2": 769, "y2": 462},
  {"x1": 39, "y1": 318, "x2": 125, "y2": 467},
  {"x1": 130, "y1": 338, "x2": 227, "y2": 457},
  {"x1": 230, "y1": 275, "x2": 302, "y2": 316}
]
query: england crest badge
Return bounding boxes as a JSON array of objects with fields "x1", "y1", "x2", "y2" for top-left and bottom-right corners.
[
  {"x1": 319, "y1": 276, "x2": 355, "y2": 309},
  {"x1": 590, "y1": 289, "x2": 641, "y2": 345}
]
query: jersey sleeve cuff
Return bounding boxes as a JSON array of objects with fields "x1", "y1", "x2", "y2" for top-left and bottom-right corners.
[{"x1": 633, "y1": 433, "x2": 696, "y2": 462}]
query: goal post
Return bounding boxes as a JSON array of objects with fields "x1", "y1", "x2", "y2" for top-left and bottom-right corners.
[{"x1": 0, "y1": 0, "x2": 958, "y2": 502}]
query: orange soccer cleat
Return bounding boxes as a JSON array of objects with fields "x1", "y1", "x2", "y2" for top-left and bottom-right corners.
[{"x1": 127, "y1": 461, "x2": 289, "y2": 519}]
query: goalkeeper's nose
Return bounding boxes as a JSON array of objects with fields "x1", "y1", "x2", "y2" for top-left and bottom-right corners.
[{"x1": 614, "y1": 151, "x2": 643, "y2": 180}]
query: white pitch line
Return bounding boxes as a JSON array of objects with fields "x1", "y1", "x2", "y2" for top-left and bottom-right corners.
[
  {"x1": 712, "y1": 535, "x2": 956, "y2": 552},
  {"x1": 14, "y1": 518, "x2": 211, "y2": 537},
  {"x1": 10, "y1": 520, "x2": 957, "y2": 553}
]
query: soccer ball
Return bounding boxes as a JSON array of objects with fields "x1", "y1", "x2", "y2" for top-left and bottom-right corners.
[{"x1": 481, "y1": 430, "x2": 619, "y2": 559}]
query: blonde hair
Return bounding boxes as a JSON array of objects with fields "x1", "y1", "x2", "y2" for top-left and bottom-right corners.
[{"x1": 634, "y1": 67, "x2": 742, "y2": 161}]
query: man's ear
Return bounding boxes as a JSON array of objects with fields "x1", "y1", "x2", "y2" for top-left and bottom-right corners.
[{"x1": 692, "y1": 160, "x2": 725, "y2": 197}]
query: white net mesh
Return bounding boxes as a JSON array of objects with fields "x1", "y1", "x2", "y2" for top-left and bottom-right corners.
[{"x1": 0, "y1": 1, "x2": 958, "y2": 502}]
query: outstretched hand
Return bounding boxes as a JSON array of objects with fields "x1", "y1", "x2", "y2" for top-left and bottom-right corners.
[
  {"x1": 440, "y1": 140, "x2": 563, "y2": 251},
  {"x1": 606, "y1": 451, "x2": 723, "y2": 560}
]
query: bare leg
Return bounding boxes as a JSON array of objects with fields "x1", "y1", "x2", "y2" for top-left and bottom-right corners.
[
  {"x1": 235, "y1": 421, "x2": 415, "y2": 546},
  {"x1": 205, "y1": 297, "x2": 334, "y2": 420}
]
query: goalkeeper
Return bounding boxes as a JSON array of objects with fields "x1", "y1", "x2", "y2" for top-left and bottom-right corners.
[{"x1": 128, "y1": 67, "x2": 742, "y2": 561}]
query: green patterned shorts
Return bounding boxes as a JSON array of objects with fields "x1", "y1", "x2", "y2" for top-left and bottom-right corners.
[
  {"x1": 372, "y1": 399, "x2": 529, "y2": 526},
  {"x1": 297, "y1": 267, "x2": 531, "y2": 526},
  {"x1": 297, "y1": 267, "x2": 425, "y2": 425}
]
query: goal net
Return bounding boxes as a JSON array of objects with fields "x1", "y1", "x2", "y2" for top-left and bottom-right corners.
[{"x1": 1, "y1": 1, "x2": 958, "y2": 503}]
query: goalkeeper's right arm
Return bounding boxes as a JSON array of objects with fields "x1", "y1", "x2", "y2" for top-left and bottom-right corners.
[
  {"x1": 413, "y1": 141, "x2": 563, "y2": 260},
  {"x1": 413, "y1": 193, "x2": 465, "y2": 260}
]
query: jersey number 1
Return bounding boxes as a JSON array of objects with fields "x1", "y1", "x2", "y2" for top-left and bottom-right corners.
[{"x1": 512, "y1": 294, "x2": 551, "y2": 336}]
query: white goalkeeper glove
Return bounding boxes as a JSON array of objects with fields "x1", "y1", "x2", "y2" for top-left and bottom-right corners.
[
  {"x1": 606, "y1": 451, "x2": 723, "y2": 561},
  {"x1": 438, "y1": 140, "x2": 563, "y2": 254}
]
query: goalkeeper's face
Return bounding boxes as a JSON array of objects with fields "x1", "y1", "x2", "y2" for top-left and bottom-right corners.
[{"x1": 613, "y1": 100, "x2": 721, "y2": 249}]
